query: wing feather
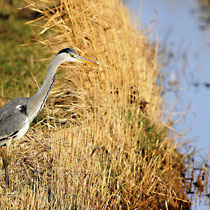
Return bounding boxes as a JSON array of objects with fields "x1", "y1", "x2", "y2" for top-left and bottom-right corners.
[{"x1": 0, "y1": 97, "x2": 29, "y2": 145}]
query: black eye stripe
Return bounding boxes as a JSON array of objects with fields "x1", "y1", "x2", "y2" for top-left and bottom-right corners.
[{"x1": 57, "y1": 47, "x2": 78, "y2": 55}]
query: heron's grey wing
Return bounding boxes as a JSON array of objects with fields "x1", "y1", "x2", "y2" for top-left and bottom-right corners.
[{"x1": 0, "y1": 97, "x2": 29, "y2": 145}]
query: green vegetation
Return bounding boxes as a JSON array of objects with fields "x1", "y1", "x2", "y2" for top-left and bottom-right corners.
[{"x1": 0, "y1": 15, "x2": 49, "y2": 102}]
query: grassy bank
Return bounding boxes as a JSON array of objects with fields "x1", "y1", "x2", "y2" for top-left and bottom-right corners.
[{"x1": 0, "y1": 0, "x2": 191, "y2": 209}]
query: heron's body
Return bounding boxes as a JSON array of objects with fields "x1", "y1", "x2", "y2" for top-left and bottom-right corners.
[
  {"x1": 0, "y1": 47, "x2": 98, "y2": 186},
  {"x1": 0, "y1": 55, "x2": 59, "y2": 146},
  {"x1": 0, "y1": 97, "x2": 30, "y2": 146}
]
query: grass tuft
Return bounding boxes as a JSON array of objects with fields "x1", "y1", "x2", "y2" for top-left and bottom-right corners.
[{"x1": 0, "y1": 0, "x2": 192, "y2": 208}]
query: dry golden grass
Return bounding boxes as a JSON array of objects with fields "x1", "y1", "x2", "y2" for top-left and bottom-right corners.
[{"x1": 0, "y1": 0, "x2": 191, "y2": 209}]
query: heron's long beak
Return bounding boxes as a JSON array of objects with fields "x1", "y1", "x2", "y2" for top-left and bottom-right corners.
[{"x1": 77, "y1": 55, "x2": 99, "y2": 66}]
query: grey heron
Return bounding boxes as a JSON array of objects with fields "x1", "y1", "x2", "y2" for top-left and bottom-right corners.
[{"x1": 0, "y1": 47, "x2": 98, "y2": 186}]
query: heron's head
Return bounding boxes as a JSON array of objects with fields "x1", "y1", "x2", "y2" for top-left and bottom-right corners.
[{"x1": 57, "y1": 47, "x2": 98, "y2": 66}]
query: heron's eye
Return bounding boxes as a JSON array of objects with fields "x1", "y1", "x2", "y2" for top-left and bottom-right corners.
[{"x1": 70, "y1": 53, "x2": 77, "y2": 58}]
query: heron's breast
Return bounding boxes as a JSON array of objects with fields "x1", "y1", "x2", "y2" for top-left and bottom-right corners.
[{"x1": 13, "y1": 123, "x2": 30, "y2": 142}]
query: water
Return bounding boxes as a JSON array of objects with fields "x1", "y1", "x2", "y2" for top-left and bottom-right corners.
[{"x1": 124, "y1": 0, "x2": 210, "y2": 209}]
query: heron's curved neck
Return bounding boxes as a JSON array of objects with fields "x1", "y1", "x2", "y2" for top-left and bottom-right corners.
[{"x1": 29, "y1": 55, "x2": 65, "y2": 120}]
